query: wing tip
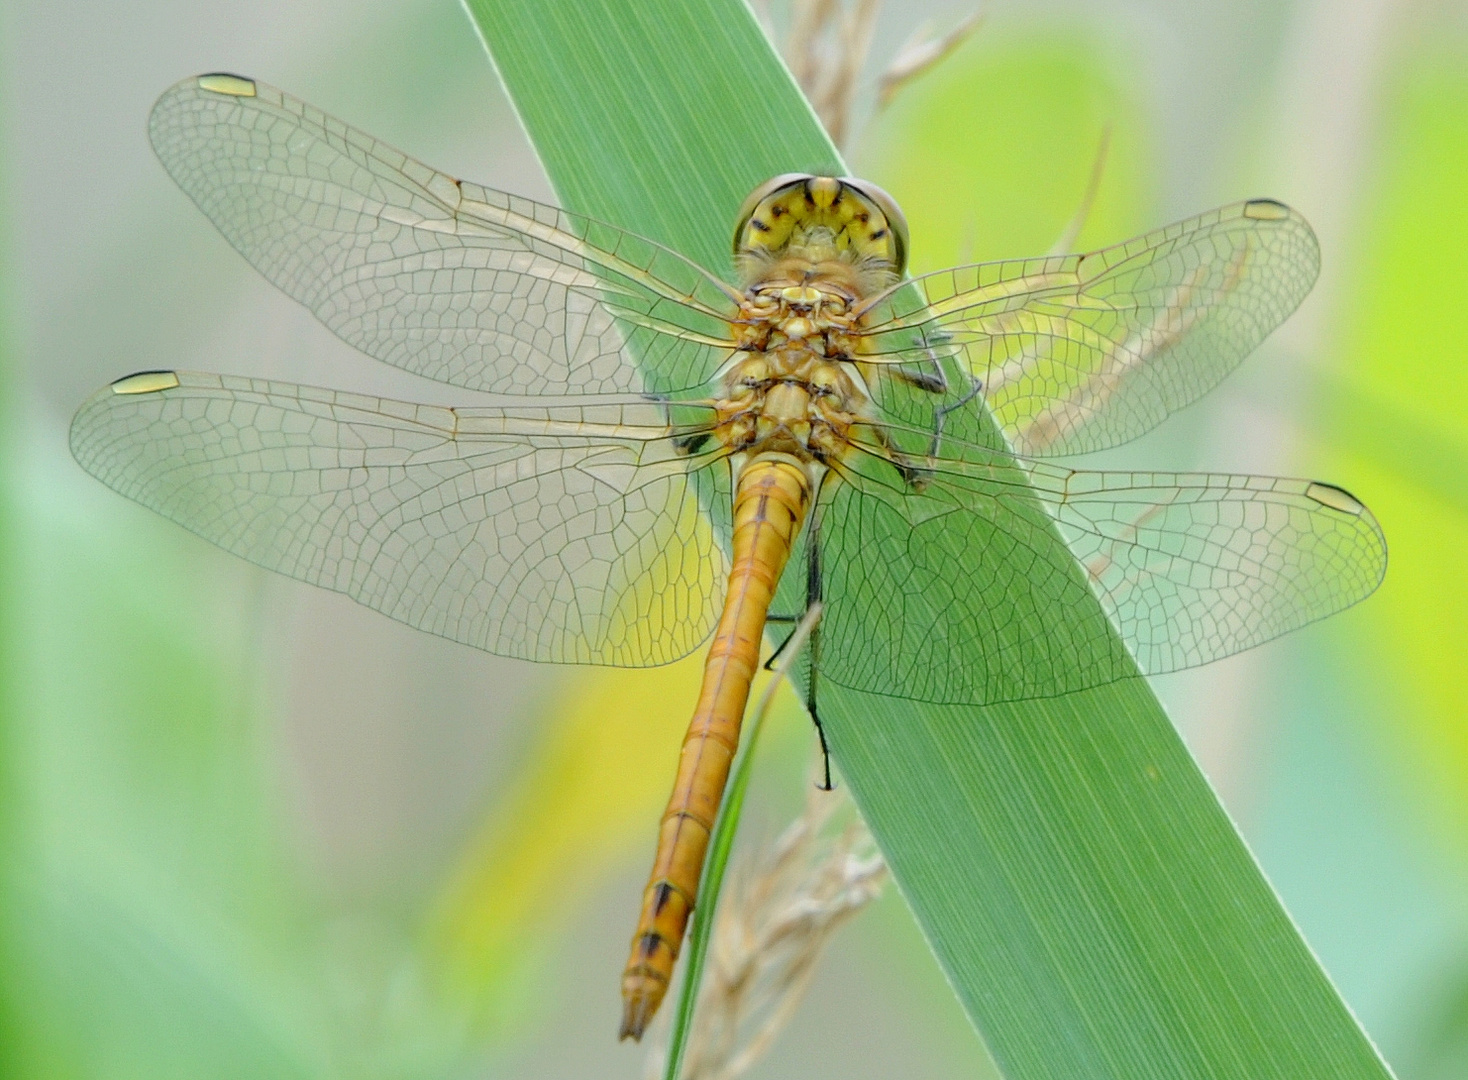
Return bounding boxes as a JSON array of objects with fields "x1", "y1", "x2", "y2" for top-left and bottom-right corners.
[
  {"x1": 1240, "y1": 197, "x2": 1320, "y2": 265},
  {"x1": 1297, "y1": 477, "x2": 1389, "y2": 607},
  {"x1": 150, "y1": 74, "x2": 261, "y2": 157}
]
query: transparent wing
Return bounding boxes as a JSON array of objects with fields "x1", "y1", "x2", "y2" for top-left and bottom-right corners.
[
  {"x1": 815, "y1": 437, "x2": 1384, "y2": 704},
  {"x1": 70, "y1": 370, "x2": 730, "y2": 666},
  {"x1": 859, "y1": 200, "x2": 1320, "y2": 456},
  {"x1": 149, "y1": 75, "x2": 739, "y2": 396},
  {"x1": 1033, "y1": 464, "x2": 1385, "y2": 677},
  {"x1": 816, "y1": 450, "x2": 1133, "y2": 704}
]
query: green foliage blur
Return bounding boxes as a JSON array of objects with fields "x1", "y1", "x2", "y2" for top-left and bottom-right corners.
[{"x1": 3, "y1": 1, "x2": 1466, "y2": 1077}]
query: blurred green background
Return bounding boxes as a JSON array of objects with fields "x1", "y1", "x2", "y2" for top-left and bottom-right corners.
[{"x1": 3, "y1": 0, "x2": 1466, "y2": 1077}]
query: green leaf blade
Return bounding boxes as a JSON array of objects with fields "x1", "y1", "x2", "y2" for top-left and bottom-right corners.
[{"x1": 462, "y1": 2, "x2": 1394, "y2": 1077}]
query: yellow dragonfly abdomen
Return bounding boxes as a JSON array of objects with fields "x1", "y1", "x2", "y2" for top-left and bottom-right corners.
[{"x1": 620, "y1": 456, "x2": 811, "y2": 1037}]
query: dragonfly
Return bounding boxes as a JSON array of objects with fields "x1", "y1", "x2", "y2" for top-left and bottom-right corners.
[{"x1": 70, "y1": 74, "x2": 1387, "y2": 1041}]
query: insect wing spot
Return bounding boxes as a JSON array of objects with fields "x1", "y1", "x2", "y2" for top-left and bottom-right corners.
[
  {"x1": 1242, "y1": 198, "x2": 1291, "y2": 221},
  {"x1": 111, "y1": 371, "x2": 181, "y2": 396},
  {"x1": 197, "y1": 73, "x2": 257, "y2": 97},
  {"x1": 1305, "y1": 481, "x2": 1365, "y2": 516}
]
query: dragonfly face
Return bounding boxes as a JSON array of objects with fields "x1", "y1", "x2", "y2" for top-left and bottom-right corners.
[{"x1": 70, "y1": 75, "x2": 1388, "y2": 1043}]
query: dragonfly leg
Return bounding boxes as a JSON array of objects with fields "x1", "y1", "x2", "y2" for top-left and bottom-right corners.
[
  {"x1": 760, "y1": 613, "x2": 832, "y2": 791},
  {"x1": 887, "y1": 329, "x2": 953, "y2": 396},
  {"x1": 890, "y1": 364, "x2": 947, "y2": 394},
  {"x1": 673, "y1": 431, "x2": 713, "y2": 456},
  {"x1": 761, "y1": 502, "x2": 835, "y2": 790},
  {"x1": 926, "y1": 374, "x2": 984, "y2": 460},
  {"x1": 762, "y1": 613, "x2": 805, "y2": 667},
  {"x1": 810, "y1": 694, "x2": 833, "y2": 792},
  {"x1": 803, "y1": 515, "x2": 833, "y2": 791},
  {"x1": 643, "y1": 391, "x2": 718, "y2": 456},
  {"x1": 858, "y1": 414, "x2": 938, "y2": 491},
  {"x1": 863, "y1": 331, "x2": 980, "y2": 489},
  {"x1": 872, "y1": 370, "x2": 983, "y2": 488}
]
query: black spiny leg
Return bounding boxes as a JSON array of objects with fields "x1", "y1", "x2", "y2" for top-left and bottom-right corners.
[
  {"x1": 889, "y1": 331, "x2": 985, "y2": 463},
  {"x1": 762, "y1": 614, "x2": 802, "y2": 665},
  {"x1": 803, "y1": 509, "x2": 832, "y2": 791},
  {"x1": 673, "y1": 430, "x2": 713, "y2": 456},
  {"x1": 875, "y1": 330, "x2": 983, "y2": 481},
  {"x1": 887, "y1": 325, "x2": 957, "y2": 397},
  {"x1": 889, "y1": 354, "x2": 949, "y2": 396}
]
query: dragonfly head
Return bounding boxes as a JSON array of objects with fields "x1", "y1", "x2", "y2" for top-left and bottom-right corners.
[{"x1": 733, "y1": 174, "x2": 908, "y2": 291}]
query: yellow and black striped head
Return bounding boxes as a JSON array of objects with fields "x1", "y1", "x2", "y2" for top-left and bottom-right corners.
[{"x1": 733, "y1": 174, "x2": 908, "y2": 287}]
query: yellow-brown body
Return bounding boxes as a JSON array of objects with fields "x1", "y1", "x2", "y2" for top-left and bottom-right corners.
[{"x1": 619, "y1": 176, "x2": 906, "y2": 1040}]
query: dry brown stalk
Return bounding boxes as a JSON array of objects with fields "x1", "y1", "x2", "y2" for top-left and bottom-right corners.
[
  {"x1": 753, "y1": 0, "x2": 982, "y2": 152},
  {"x1": 876, "y1": 12, "x2": 986, "y2": 109},
  {"x1": 645, "y1": 779, "x2": 888, "y2": 1080}
]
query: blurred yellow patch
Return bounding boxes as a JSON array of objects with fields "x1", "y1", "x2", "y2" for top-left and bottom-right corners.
[{"x1": 426, "y1": 659, "x2": 697, "y2": 1023}]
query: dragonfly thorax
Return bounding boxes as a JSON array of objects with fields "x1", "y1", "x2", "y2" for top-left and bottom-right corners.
[
  {"x1": 713, "y1": 348, "x2": 867, "y2": 466},
  {"x1": 734, "y1": 273, "x2": 863, "y2": 352}
]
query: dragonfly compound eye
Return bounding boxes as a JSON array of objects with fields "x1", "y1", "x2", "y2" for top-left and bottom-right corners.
[
  {"x1": 733, "y1": 173, "x2": 814, "y2": 252},
  {"x1": 837, "y1": 177, "x2": 909, "y2": 273},
  {"x1": 734, "y1": 174, "x2": 909, "y2": 276}
]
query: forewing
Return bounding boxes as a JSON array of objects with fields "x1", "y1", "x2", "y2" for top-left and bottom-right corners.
[
  {"x1": 148, "y1": 75, "x2": 736, "y2": 396},
  {"x1": 70, "y1": 370, "x2": 728, "y2": 666},
  {"x1": 815, "y1": 442, "x2": 1383, "y2": 704},
  {"x1": 860, "y1": 201, "x2": 1319, "y2": 456}
]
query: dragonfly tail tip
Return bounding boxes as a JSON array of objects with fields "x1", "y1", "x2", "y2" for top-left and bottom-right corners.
[{"x1": 618, "y1": 998, "x2": 653, "y2": 1042}]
